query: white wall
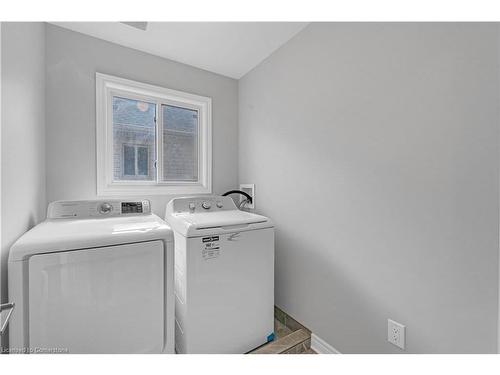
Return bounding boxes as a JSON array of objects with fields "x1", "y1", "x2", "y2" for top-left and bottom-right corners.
[
  {"x1": 239, "y1": 23, "x2": 500, "y2": 353},
  {"x1": 45, "y1": 24, "x2": 239, "y2": 216},
  {"x1": 1, "y1": 22, "x2": 46, "y2": 347},
  {"x1": 0, "y1": 21, "x2": 2, "y2": 342}
]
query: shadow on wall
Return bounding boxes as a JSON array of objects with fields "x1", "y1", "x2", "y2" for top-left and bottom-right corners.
[
  {"x1": 274, "y1": 225, "x2": 493, "y2": 354},
  {"x1": 1, "y1": 213, "x2": 38, "y2": 350},
  {"x1": 274, "y1": 228, "x2": 401, "y2": 354}
]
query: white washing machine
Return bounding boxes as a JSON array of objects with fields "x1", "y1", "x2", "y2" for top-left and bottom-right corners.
[
  {"x1": 165, "y1": 195, "x2": 274, "y2": 354},
  {"x1": 8, "y1": 199, "x2": 174, "y2": 354}
]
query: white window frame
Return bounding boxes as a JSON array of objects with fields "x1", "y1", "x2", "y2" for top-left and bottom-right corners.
[{"x1": 96, "y1": 72, "x2": 212, "y2": 196}]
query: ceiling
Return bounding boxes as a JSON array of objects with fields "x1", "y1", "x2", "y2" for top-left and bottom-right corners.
[{"x1": 50, "y1": 22, "x2": 309, "y2": 79}]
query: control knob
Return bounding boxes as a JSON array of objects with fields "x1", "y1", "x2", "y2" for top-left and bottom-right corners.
[
  {"x1": 100, "y1": 202, "x2": 113, "y2": 214},
  {"x1": 202, "y1": 201, "x2": 212, "y2": 210}
]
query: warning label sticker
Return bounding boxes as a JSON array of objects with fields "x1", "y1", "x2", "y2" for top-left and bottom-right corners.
[{"x1": 202, "y1": 236, "x2": 220, "y2": 260}]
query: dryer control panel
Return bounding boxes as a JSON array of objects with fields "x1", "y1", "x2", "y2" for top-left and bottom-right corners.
[{"x1": 48, "y1": 199, "x2": 151, "y2": 219}]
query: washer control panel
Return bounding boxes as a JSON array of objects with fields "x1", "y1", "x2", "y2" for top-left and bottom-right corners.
[
  {"x1": 48, "y1": 199, "x2": 151, "y2": 219},
  {"x1": 168, "y1": 196, "x2": 237, "y2": 214}
]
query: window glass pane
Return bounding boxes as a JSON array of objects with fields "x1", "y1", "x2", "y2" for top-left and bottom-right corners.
[
  {"x1": 113, "y1": 96, "x2": 156, "y2": 181},
  {"x1": 162, "y1": 105, "x2": 198, "y2": 181},
  {"x1": 123, "y1": 145, "x2": 136, "y2": 176},
  {"x1": 137, "y1": 147, "x2": 149, "y2": 176}
]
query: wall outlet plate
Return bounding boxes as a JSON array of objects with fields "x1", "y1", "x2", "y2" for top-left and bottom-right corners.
[
  {"x1": 239, "y1": 184, "x2": 255, "y2": 209},
  {"x1": 388, "y1": 319, "x2": 405, "y2": 350}
]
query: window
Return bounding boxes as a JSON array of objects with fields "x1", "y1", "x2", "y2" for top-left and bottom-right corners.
[
  {"x1": 96, "y1": 73, "x2": 212, "y2": 196},
  {"x1": 123, "y1": 144, "x2": 150, "y2": 178},
  {"x1": 113, "y1": 96, "x2": 155, "y2": 181},
  {"x1": 162, "y1": 105, "x2": 198, "y2": 181}
]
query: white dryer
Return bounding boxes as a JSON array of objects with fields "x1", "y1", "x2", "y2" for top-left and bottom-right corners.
[
  {"x1": 8, "y1": 199, "x2": 174, "y2": 354},
  {"x1": 165, "y1": 195, "x2": 274, "y2": 354}
]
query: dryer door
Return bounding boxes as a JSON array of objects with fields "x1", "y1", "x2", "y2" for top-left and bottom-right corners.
[{"x1": 28, "y1": 241, "x2": 164, "y2": 353}]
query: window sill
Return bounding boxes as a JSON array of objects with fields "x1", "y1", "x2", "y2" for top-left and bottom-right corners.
[{"x1": 97, "y1": 183, "x2": 212, "y2": 197}]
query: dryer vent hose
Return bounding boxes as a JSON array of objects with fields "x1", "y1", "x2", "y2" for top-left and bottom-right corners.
[{"x1": 222, "y1": 190, "x2": 253, "y2": 204}]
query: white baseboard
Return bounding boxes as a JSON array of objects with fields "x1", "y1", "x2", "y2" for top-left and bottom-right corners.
[{"x1": 311, "y1": 333, "x2": 341, "y2": 354}]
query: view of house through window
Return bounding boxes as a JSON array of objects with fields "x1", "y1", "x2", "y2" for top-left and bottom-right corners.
[
  {"x1": 162, "y1": 104, "x2": 198, "y2": 181},
  {"x1": 112, "y1": 96, "x2": 200, "y2": 182},
  {"x1": 123, "y1": 144, "x2": 149, "y2": 177},
  {"x1": 112, "y1": 96, "x2": 156, "y2": 181}
]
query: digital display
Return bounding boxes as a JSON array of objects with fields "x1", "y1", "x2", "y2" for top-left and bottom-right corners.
[{"x1": 121, "y1": 202, "x2": 143, "y2": 214}]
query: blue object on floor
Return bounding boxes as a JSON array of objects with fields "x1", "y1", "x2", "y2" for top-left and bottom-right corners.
[{"x1": 267, "y1": 333, "x2": 275, "y2": 342}]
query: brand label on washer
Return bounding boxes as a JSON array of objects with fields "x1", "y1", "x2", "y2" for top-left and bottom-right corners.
[{"x1": 202, "y1": 236, "x2": 220, "y2": 260}]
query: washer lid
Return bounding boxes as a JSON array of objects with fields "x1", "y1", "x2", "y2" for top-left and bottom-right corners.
[
  {"x1": 9, "y1": 214, "x2": 173, "y2": 262},
  {"x1": 167, "y1": 209, "x2": 273, "y2": 237}
]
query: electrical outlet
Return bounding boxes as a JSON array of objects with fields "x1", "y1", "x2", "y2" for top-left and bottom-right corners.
[
  {"x1": 387, "y1": 319, "x2": 405, "y2": 350},
  {"x1": 239, "y1": 184, "x2": 255, "y2": 209}
]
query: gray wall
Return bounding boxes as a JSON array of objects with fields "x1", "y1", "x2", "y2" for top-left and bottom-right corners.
[
  {"x1": 46, "y1": 24, "x2": 239, "y2": 215},
  {"x1": 1, "y1": 22, "x2": 46, "y2": 347},
  {"x1": 239, "y1": 23, "x2": 500, "y2": 353}
]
